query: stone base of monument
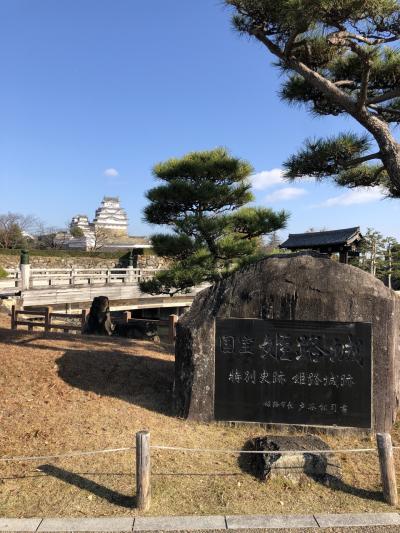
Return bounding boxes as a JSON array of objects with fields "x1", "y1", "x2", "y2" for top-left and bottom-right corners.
[{"x1": 244, "y1": 435, "x2": 341, "y2": 484}]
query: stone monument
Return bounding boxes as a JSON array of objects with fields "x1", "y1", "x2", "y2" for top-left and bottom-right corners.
[
  {"x1": 174, "y1": 252, "x2": 400, "y2": 432},
  {"x1": 83, "y1": 296, "x2": 114, "y2": 336}
]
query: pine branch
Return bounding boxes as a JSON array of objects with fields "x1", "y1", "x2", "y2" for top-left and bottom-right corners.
[
  {"x1": 368, "y1": 103, "x2": 400, "y2": 119},
  {"x1": 331, "y1": 31, "x2": 400, "y2": 46},
  {"x1": 367, "y1": 88, "x2": 400, "y2": 104},
  {"x1": 335, "y1": 80, "x2": 357, "y2": 87},
  {"x1": 283, "y1": 133, "x2": 374, "y2": 179},
  {"x1": 252, "y1": 28, "x2": 358, "y2": 114}
]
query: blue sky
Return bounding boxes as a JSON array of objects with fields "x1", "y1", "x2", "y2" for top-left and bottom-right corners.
[{"x1": 1, "y1": 0, "x2": 399, "y2": 240}]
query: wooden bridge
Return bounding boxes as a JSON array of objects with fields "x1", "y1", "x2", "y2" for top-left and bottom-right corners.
[{"x1": 0, "y1": 267, "x2": 203, "y2": 310}]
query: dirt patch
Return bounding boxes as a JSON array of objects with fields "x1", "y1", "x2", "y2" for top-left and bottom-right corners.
[{"x1": 0, "y1": 322, "x2": 399, "y2": 517}]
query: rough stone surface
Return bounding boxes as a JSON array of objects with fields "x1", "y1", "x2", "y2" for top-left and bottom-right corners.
[
  {"x1": 83, "y1": 296, "x2": 113, "y2": 336},
  {"x1": 245, "y1": 435, "x2": 341, "y2": 483},
  {"x1": 0, "y1": 254, "x2": 168, "y2": 271},
  {"x1": 174, "y1": 252, "x2": 400, "y2": 431},
  {"x1": 0, "y1": 255, "x2": 119, "y2": 270},
  {"x1": 136, "y1": 255, "x2": 170, "y2": 270}
]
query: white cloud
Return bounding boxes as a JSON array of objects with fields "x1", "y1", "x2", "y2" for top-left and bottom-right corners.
[
  {"x1": 251, "y1": 168, "x2": 285, "y2": 190},
  {"x1": 316, "y1": 187, "x2": 386, "y2": 207},
  {"x1": 104, "y1": 168, "x2": 119, "y2": 177},
  {"x1": 264, "y1": 187, "x2": 308, "y2": 202}
]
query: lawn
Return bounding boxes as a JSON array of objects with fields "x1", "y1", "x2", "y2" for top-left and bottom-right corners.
[{"x1": 0, "y1": 317, "x2": 399, "y2": 518}]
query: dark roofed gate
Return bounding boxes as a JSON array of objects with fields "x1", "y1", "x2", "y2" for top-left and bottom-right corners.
[{"x1": 280, "y1": 227, "x2": 363, "y2": 263}]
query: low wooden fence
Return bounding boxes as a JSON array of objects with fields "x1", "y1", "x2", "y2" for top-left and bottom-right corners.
[
  {"x1": 1, "y1": 430, "x2": 398, "y2": 511},
  {"x1": 11, "y1": 306, "x2": 87, "y2": 333},
  {"x1": 134, "y1": 431, "x2": 399, "y2": 510},
  {"x1": 10, "y1": 306, "x2": 178, "y2": 341},
  {"x1": 119, "y1": 311, "x2": 178, "y2": 343}
]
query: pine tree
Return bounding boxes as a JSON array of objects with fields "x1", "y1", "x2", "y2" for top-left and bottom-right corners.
[
  {"x1": 140, "y1": 148, "x2": 289, "y2": 295},
  {"x1": 358, "y1": 228, "x2": 386, "y2": 276},
  {"x1": 391, "y1": 243, "x2": 400, "y2": 289},
  {"x1": 351, "y1": 228, "x2": 400, "y2": 288},
  {"x1": 225, "y1": 1, "x2": 400, "y2": 197},
  {"x1": 382, "y1": 237, "x2": 400, "y2": 288},
  {"x1": 264, "y1": 231, "x2": 282, "y2": 253}
]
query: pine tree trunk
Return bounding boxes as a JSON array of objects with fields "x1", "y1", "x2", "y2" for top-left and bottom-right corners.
[{"x1": 357, "y1": 111, "x2": 400, "y2": 194}]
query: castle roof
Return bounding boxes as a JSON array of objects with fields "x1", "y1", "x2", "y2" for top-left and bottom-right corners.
[
  {"x1": 102, "y1": 196, "x2": 120, "y2": 202},
  {"x1": 280, "y1": 227, "x2": 362, "y2": 251}
]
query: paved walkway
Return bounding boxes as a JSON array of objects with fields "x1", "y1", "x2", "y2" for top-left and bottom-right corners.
[{"x1": 1, "y1": 513, "x2": 400, "y2": 532}]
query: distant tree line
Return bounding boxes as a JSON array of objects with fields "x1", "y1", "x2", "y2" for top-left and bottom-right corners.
[
  {"x1": 0, "y1": 212, "x2": 68, "y2": 250},
  {"x1": 350, "y1": 228, "x2": 400, "y2": 290}
]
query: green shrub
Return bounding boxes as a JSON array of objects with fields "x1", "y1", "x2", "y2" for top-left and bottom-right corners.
[{"x1": 0, "y1": 266, "x2": 8, "y2": 279}]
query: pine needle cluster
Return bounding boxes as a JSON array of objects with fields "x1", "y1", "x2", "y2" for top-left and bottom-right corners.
[
  {"x1": 140, "y1": 148, "x2": 289, "y2": 295},
  {"x1": 226, "y1": 0, "x2": 400, "y2": 196}
]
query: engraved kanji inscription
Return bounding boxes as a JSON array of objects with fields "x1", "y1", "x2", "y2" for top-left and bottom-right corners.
[{"x1": 215, "y1": 318, "x2": 372, "y2": 428}]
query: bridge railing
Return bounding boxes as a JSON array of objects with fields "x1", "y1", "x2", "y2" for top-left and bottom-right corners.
[
  {"x1": 0, "y1": 267, "x2": 163, "y2": 290},
  {"x1": 28, "y1": 267, "x2": 162, "y2": 288},
  {"x1": 0, "y1": 268, "x2": 20, "y2": 289}
]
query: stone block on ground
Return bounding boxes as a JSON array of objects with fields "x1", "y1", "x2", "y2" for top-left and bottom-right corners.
[{"x1": 242, "y1": 435, "x2": 341, "y2": 483}]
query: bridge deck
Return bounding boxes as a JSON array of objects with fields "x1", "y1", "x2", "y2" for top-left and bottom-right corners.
[{"x1": 19, "y1": 282, "x2": 204, "y2": 309}]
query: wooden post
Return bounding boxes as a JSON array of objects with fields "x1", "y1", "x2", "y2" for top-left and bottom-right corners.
[
  {"x1": 136, "y1": 431, "x2": 151, "y2": 511},
  {"x1": 81, "y1": 309, "x2": 87, "y2": 333},
  {"x1": 168, "y1": 314, "x2": 178, "y2": 344},
  {"x1": 122, "y1": 311, "x2": 131, "y2": 324},
  {"x1": 377, "y1": 432, "x2": 398, "y2": 506},
  {"x1": 44, "y1": 307, "x2": 51, "y2": 333},
  {"x1": 11, "y1": 305, "x2": 16, "y2": 330}
]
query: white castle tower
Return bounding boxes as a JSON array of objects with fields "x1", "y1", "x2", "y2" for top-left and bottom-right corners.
[
  {"x1": 93, "y1": 196, "x2": 128, "y2": 235},
  {"x1": 70, "y1": 215, "x2": 92, "y2": 234}
]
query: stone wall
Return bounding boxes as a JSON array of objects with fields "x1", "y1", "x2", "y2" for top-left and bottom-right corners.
[
  {"x1": 0, "y1": 255, "x2": 119, "y2": 270},
  {"x1": 0, "y1": 254, "x2": 168, "y2": 271},
  {"x1": 137, "y1": 255, "x2": 170, "y2": 270}
]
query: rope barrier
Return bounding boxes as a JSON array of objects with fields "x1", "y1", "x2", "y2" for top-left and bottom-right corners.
[
  {"x1": 1, "y1": 443, "x2": 400, "y2": 463},
  {"x1": 150, "y1": 444, "x2": 382, "y2": 455},
  {"x1": 0, "y1": 446, "x2": 133, "y2": 462}
]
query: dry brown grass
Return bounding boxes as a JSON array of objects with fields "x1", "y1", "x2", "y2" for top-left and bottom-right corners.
[{"x1": 0, "y1": 316, "x2": 399, "y2": 518}]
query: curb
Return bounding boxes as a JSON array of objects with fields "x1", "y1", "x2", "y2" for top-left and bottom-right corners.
[{"x1": 1, "y1": 513, "x2": 400, "y2": 531}]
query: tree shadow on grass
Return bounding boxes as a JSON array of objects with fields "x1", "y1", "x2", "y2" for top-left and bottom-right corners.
[
  {"x1": 238, "y1": 437, "x2": 384, "y2": 503},
  {"x1": 56, "y1": 348, "x2": 174, "y2": 416},
  {"x1": 0, "y1": 326, "x2": 172, "y2": 354},
  {"x1": 38, "y1": 464, "x2": 135, "y2": 508}
]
